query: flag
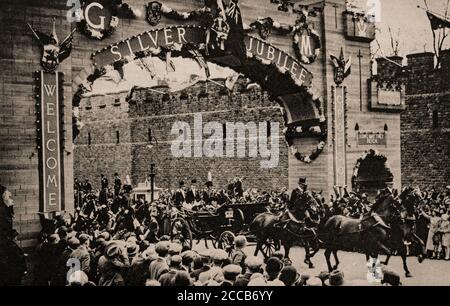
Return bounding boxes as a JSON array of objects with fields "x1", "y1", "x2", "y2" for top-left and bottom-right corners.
[
  {"x1": 58, "y1": 29, "x2": 75, "y2": 63},
  {"x1": 225, "y1": 0, "x2": 247, "y2": 62},
  {"x1": 166, "y1": 51, "x2": 176, "y2": 73},
  {"x1": 427, "y1": 11, "x2": 450, "y2": 31},
  {"x1": 189, "y1": 49, "x2": 210, "y2": 78},
  {"x1": 225, "y1": 71, "x2": 240, "y2": 90}
]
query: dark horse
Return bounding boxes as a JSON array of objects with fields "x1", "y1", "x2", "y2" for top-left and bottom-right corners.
[
  {"x1": 380, "y1": 187, "x2": 426, "y2": 277},
  {"x1": 250, "y1": 196, "x2": 323, "y2": 268},
  {"x1": 323, "y1": 190, "x2": 423, "y2": 276}
]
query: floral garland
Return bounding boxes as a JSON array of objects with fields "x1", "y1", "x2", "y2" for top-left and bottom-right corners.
[
  {"x1": 292, "y1": 27, "x2": 321, "y2": 64},
  {"x1": 75, "y1": 0, "x2": 142, "y2": 40},
  {"x1": 283, "y1": 115, "x2": 327, "y2": 164},
  {"x1": 72, "y1": 32, "x2": 325, "y2": 142},
  {"x1": 146, "y1": 1, "x2": 214, "y2": 27}
]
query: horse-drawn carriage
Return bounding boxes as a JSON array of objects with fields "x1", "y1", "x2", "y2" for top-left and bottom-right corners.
[{"x1": 166, "y1": 202, "x2": 272, "y2": 252}]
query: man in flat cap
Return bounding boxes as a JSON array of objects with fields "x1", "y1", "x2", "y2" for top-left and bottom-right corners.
[
  {"x1": 149, "y1": 241, "x2": 170, "y2": 280},
  {"x1": 221, "y1": 264, "x2": 242, "y2": 286},
  {"x1": 234, "y1": 256, "x2": 263, "y2": 286}
]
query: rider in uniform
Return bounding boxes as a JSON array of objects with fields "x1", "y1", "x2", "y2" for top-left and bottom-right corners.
[
  {"x1": 288, "y1": 177, "x2": 311, "y2": 221},
  {"x1": 279, "y1": 177, "x2": 320, "y2": 232}
]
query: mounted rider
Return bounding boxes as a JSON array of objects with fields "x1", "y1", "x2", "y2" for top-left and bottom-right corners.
[
  {"x1": 363, "y1": 187, "x2": 392, "y2": 229},
  {"x1": 278, "y1": 177, "x2": 320, "y2": 234}
]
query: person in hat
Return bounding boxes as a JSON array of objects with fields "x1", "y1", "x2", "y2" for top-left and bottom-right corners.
[
  {"x1": 265, "y1": 257, "x2": 284, "y2": 281},
  {"x1": 126, "y1": 242, "x2": 139, "y2": 263},
  {"x1": 230, "y1": 235, "x2": 247, "y2": 272},
  {"x1": 168, "y1": 242, "x2": 183, "y2": 256},
  {"x1": 198, "y1": 249, "x2": 227, "y2": 284},
  {"x1": 421, "y1": 208, "x2": 443, "y2": 258},
  {"x1": 33, "y1": 234, "x2": 61, "y2": 285},
  {"x1": 149, "y1": 241, "x2": 170, "y2": 280},
  {"x1": 173, "y1": 181, "x2": 187, "y2": 208},
  {"x1": 71, "y1": 234, "x2": 91, "y2": 275},
  {"x1": 381, "y1": 269, "x2": 402, "y2": 286},
  {"x1": 234, "y1": 256, "x2": 263, "y2": 286},
  {"x1": 173, "y1": 270, "x2": 193, "y2": 286},
  {"x1": 287, "y1": 177, "x2": 316, "y2": 222},
  {"x1": 181, "y1": 250, "x2": 196, "y2": 273},
  {"x1": 278, "y1": 266, "x2": 300, "y2": 286},
  {"x1": 158, "y1": 255, "x2": 183, "y2": 286},
  {"x1": 126, "y1": 245, "x2": 158, "y2": 286},
  {"x1": 190, "y1": 254, "x2": 210, "y2": 281},
  {"x1": 186, "y1": 179, "x2": 201, "y2": 205},
  {"x1": 221, "y1": 264, "x2": 242, "y2": 286},
  {"x1": 113, "y1": 173, "x2": 122, "y2": 197},
  {"x1": 439, "y1": 214, "x2": 450, "y2": 260},
  {"x1": 51, "y1": 237, "x2": 80, "y2": 286},
  {"x1": 97, "y1": 241, "x2": 129, "y2": 286},
  {"x1": 202, "y1": 181, "x2": 217, "y2": 206},
  {"x1": 323, "y1": 270, "x2": 344, "y2": 286}
]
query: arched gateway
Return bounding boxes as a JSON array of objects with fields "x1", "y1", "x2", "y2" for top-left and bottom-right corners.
[{"x1": 0, "y1": 0, "x2": 404, "y2": 245}]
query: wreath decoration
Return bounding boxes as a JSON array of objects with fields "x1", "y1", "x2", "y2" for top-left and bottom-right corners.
[
  {"x1": 283, "y1": 115, "x2": 327, "y2": 164},
  {"x1": 75, "y1": 0, "x2": 142, "y2": 40},
  {"x1": 292, "y1": 27, "x2": 321, "y2": 64}
]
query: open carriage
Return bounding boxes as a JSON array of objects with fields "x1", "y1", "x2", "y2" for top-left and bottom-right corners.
[{"x1": 169, "y1": 202, "x2": 271, "y2": 252}]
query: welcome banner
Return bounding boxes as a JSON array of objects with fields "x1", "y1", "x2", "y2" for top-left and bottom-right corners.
[{"x1": 35, "y1": 71, "x2": 65, "y2": 213}]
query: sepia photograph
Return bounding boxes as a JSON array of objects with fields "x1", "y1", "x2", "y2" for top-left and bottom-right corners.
[{"x1": 0, "y1": 0, "x2": 449, "y2": 292}]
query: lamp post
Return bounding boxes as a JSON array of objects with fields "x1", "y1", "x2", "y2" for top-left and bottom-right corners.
[
  {"x1": 150, "y1": 163, "x2": 156, "y2": 202},
  {"x1": 147, "y1": 135, "x2": 158, "y2": 202}
]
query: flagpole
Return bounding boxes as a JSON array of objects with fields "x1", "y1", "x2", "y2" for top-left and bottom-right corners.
[
  {"x1": 27, "y1": 23, "x2": 43, "y2": 45},
  {"x1": 61, "y1": 28, "x2": 77, "y2": 44}
]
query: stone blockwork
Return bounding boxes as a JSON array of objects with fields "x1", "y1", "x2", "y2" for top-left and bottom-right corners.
[
  {"x1": 0, "y1": 0, "x2": 75, "y2": 248},
  {"x1": 1, "y1": 0, "x2": 406, "y2": 247},
  {"x1": 401, "y1": 51, "x2": 450, "y2": 189},
  {"x1": 75, "y1": 78, "x2": 289, "y2": 191}
]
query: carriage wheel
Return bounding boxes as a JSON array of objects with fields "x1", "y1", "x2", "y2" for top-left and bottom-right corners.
[
  {"x1": 171, "y1": 218, "x2": 193, "y2": 250},
  {"x1": 217, "y1": 231, "x2": 236, "y2": 256},
  {"x1": 261, "y1": 238, "x2": 280, "y2": 258}
]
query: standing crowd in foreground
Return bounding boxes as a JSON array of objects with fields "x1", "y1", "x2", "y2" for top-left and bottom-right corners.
[{"x1": 0, "y1": 172, "x2": 449, "y2": 286}]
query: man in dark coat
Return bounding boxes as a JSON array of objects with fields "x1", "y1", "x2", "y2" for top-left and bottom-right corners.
[
  {"x1": 83, "y1": 178, "x2": 92, "y2": 193},
  {"x1": 0, "y1": 237, "x2": 27, "y2": 286},
  {"x1": 114, "y1": 173, "x2": 122, "y2": 197},
  {"x1": 234, "y1": 256, "x2": 263, "y2": 287},
  {"x1": 288, "y1": 177, "x2": 318, "y2": 221},
  {"x1": 51, "y1": 237, "x2": 80, "y2": 286},
  {"x1": 101, "y1": 174, "x2": 109, "y2": 190},
  {"x1": 173, "y1": 181, "x2": 187, "y2": 207},
  {"x1": 202, "y1": 181, "x2": 218, "y2": 205},
  {"x1": 185, "y1": 180, "x2": 201, "y2": 204},
  {"x1": 33, "y1": 234, "x2": 60, "y2": 285},
  {"x1": 0, "y1": 185, "x2": 15, "y2": 240},
  {"x1": 158, "y1": 255, "x2": 183, "y2": 286},
  {"x1": 71, "y1": 234, "x2": 91, "y2": 275}
]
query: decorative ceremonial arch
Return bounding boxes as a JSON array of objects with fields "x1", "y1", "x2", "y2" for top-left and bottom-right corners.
[
  {"x1": 352, "y1": 149, "x2": 393, "y2": 192},
  {"x1": 72, "y1": 25, "x2": 325, "y2": 163}
]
